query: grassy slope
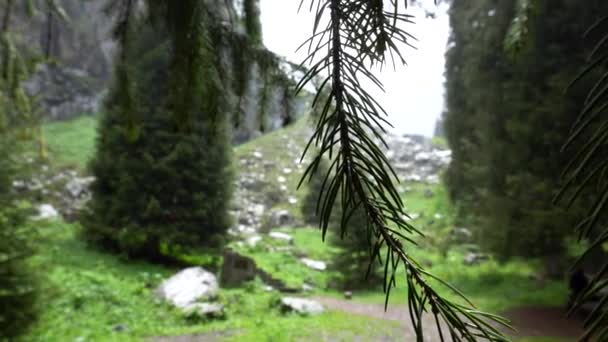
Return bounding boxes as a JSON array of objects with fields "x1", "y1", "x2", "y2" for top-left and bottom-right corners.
[{"x1": 23, "y1": 116, "x2": 570, "y2": 341}]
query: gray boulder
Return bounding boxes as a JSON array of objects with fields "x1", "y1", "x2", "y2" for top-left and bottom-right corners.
[{"x1": 220, "y1": 250, "x2": 257, "y2": 287}]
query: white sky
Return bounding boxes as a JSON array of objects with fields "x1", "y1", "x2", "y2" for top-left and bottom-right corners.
[{"x1": 259, "y1": 0, "x2": 450, "y2": 136}]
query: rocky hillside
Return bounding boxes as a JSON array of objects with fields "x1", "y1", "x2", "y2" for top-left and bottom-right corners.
[{"x1": 13, "y1": 0, "x2": 310, "y2": 143}]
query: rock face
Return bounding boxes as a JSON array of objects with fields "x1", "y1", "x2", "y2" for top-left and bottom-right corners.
[
  {"x1": 23, "y1": 65, "x2": 105, "y2": 120},
  {"x1": 280, "y1": 297, "x2": 325, "y2": 315},
  {"x1": 155, "y1": 267, "x2": 219, "y2": 308},
  {"x1": 220, "y1": 250, "x2": 257, "y2": 287},
  {"x1": 14, "y1": 0, "x2": 115, "y2": 121}
]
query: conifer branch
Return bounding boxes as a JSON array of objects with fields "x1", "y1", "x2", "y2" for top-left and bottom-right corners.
[{"x1": 297, "y1": 1, "x2": 511, "y2": 340}]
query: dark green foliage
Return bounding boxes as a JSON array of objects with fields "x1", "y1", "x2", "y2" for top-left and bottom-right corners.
[
  {"x1": 556, "y1": 12, "x2": 608, "y2": 340},
  {"x1": 244, "y1": 0, "x2": 262, "y2": 45},
  {"x1": 444, "y1": 0, "x2": 608, "y2": 261},
  {"x1": 0, "y1": 135, "x2": 37, "y2": 339},
  {"x1": 83, "y1": 4, "x2": 233, "y2": 260}
]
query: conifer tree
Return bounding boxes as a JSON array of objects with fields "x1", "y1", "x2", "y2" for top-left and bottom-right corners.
[
  {"x1": 84, "y1": 1, "x2": 233, "y2": 259},
  {"x1": 444, "y1": 0, "x2": 607, "y2": 261},
  {"x1": 0, "y1": 1, "x2": 39, "y2": 338}
]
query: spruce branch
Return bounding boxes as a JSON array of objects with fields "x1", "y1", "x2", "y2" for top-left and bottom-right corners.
[{"x1": 297, "y1": 1, "x2": 511, "y2": 340}]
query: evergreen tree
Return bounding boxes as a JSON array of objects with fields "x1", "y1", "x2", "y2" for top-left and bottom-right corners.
[
  {"x1": 0, "y1": 136, "x2": 36, "y2": 339},
  {"x1": 444, "y1": 0, "x2": 608, "y2": 261},
  {"x1": 0, "y1": 1, "x2": 40, "y2": 338},
  {"x1": 83, "y1": 2, "x2": 233, "y2": 260}
]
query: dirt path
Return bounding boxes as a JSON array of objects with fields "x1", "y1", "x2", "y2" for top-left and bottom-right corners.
[
  {"x1": 315, "y1": 296, "x2": 584, "y2": 341},
  {"x1": 151, "y1": 299, "x2": 584, "y2": 341},
  {"x1": 314, "y1": 297, "x2": 445, "y2": 342},
  {"x1": 502, "y1": 306, "x2": 583, "y2": 339}
]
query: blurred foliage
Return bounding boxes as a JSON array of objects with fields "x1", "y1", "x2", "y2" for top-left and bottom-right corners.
[{"x1": 444, "y1": 0, "x2": 608, "y2": 265}]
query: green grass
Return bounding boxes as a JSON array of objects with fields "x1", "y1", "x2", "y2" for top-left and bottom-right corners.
[
  {"x1": 23, "y1": 115, "x2": 573, "y2": 341},
  {"x1": 26, "y1": 220, "x2": 401, "y2": 341},
  {"x1": 41, "y1": 116, "x2": 98, "y2": 170}
]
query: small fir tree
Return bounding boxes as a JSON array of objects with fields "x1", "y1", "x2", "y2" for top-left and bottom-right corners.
[{"x1": 83, "y1": 3, "x2": 233, "y2": 260}]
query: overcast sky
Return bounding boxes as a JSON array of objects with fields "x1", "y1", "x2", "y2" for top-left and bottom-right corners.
[{"x1": 259, "y1": 1, "x2": 450, "y2": 136}]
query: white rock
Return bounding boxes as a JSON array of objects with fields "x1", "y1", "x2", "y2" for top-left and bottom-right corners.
[
  {"x1": 269, "y1": 231, "x2": 294, "y2": 244},
  {"x1": 248, "y1": 204, "x2": 266, "y2": 218},
  {"x1": 183, "y1": 302, "x2": 224, "y2": 318},
  {"x1": 288, "y1": 197, "x2": 298, "y2": 205},
  {"x1": 281, "y1": 297, "x2": 325, "y2": 315},
  {"x1": 277, "y1": 176, "x2": 287, "y2": 183},
  {"x1": 282, "y1": 168, "x2": 293, "y2": 174},
  {"x1": 302, "y1": 283, "x2": 314, "y2": 292},
  {"x1": 300, "y1": 258, "x2": 327, "y2": 271},
  {"x1": 246, "y1": 235, "x2": 263, "y2": 247},
  {"x1": 155, "y1": 267, "x2": 218, "y2": 308},
  {"x1": 33, "y1": 204, "x2": 59, "y2": 220},
  {"x1": 252, "y1": 151, "x2": 263, "y2": 159}
]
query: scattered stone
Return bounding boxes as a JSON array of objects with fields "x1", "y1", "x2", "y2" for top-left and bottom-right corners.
[
  {"x1": 183, "y1": 303, "x2": 225, "y2": 319},
  {"x1": 280, "y1": 297, "x2": 325, "y2": 315},
  {"x1": 300, "y1": 258, "x2": 327, "y2": 271},
  {"x1": 221, "y1": 250, "x2": 257, "y2": 287},
  {"x1": 282, "y1": 168, "x2": 293, "y2": 174},
  {"x1": 277, "y1": 176, "x2": 287, "y2": 183},
  {"x1": 269, "y1": 231, "x2": 294, "y2": 244},
  {"x1": 252, "y1": 151, "x2": 263, "y2": 159},
  {"x1": 451, "y1": 227, "x2": 472, "y2": 241},
  {"x1": 270, "y1": 209, "x2": 294, "y2": 228},
  {"x1": 248, "y1": 204, "x2": 266, "y2": 218},
  {"x1": 112, "y1": 324, "x2": 127, "y2": 333},
  {"x1": 279, "y1": 184, "x2": 288, "y2": 192},
  {"x1": 433, "y1": 213, "x2": 443, "y2": 220},
  {"x1": 263, "y1": 285, "x2": 275, "y2": 292},
  {"x1": 263, "y1": 161, "x2": 276, "y2": 170},
  {"x1": 287, "y1": 197, "x2": 298, "y2": 205},
  {"x1": 302, "y1": 283, "x2": 314, "y2": 292},
  {"x1": 246, "y1": 235, "x2": 262, "y2": 248},
  {"x1": 344, "y1": 291, "x2": 353, "y2": 300},
  {"x1": 463, "y1": 253, "x2": 489, "y2": 266},
  {"x1": 12, "y1": 180, "x2": 27, "y2": 192},
  {"x1": 155, "y1": 267, "x2": 219, "y2": 308},
  {"x1": 65, "y1": 176, "x2": 95, "y2": 198},
  {"x1": 33, "y1": 204, "x2": 59, "y2": 220}
]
